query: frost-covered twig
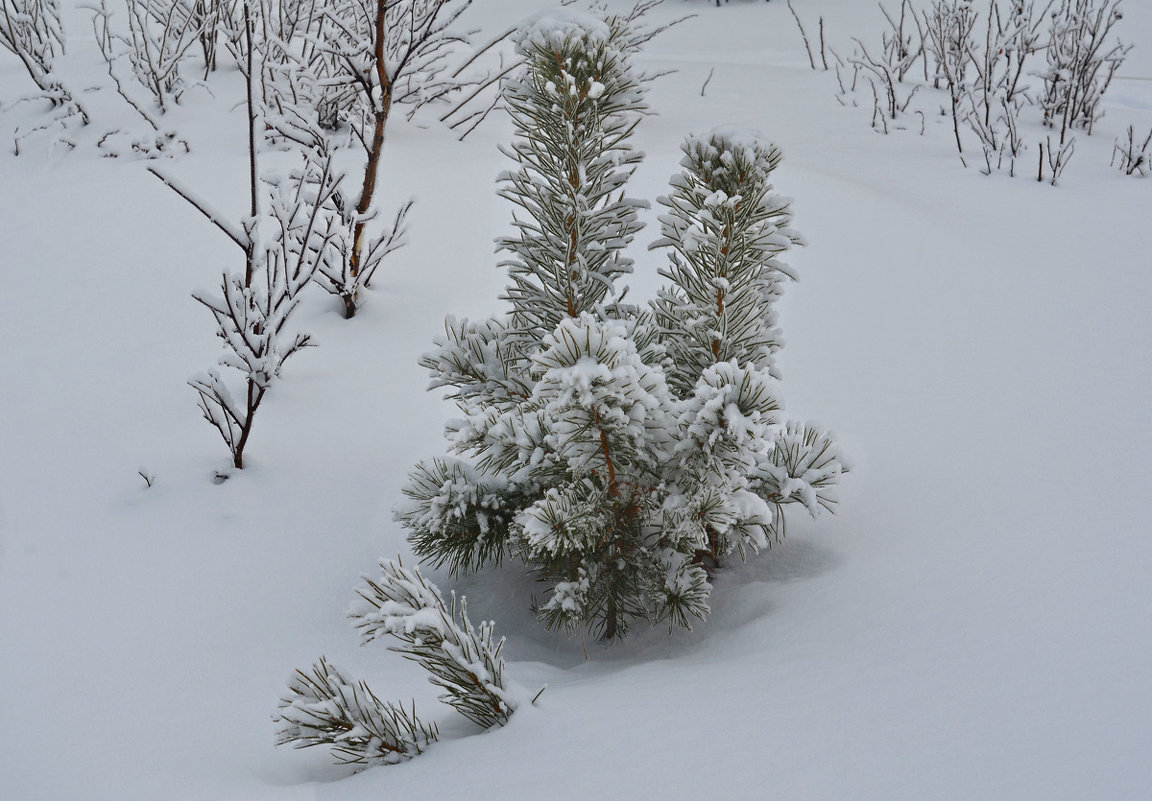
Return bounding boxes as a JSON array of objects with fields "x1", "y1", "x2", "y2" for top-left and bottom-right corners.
[
  {"x1": 1111, "y1": 125, "x2": 1151, "y2": 176},
  {"x1": 1, "y1": 0, "x2": 63, "y2": 91},
  {"x1": 1038, "y1": 134, "x2": 1075, "y2": 185},
  {"x1": 786, "y1": 1, "x2": 816, "y2": 71},
  {"x1": 158, "y1": 150, "x2": 344, "y2": 468},
  {"x1": 1039, "y1": 0, "x2": 1130, "y2": 141}
]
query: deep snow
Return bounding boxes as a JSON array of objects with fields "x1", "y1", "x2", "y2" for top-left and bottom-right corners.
[{"x1": 1, "y1": 1, "x2": 1150, "y2": 799}]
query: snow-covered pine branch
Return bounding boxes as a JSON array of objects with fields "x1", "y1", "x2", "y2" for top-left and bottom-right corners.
[
  {"x1": 349, "y1": 558, "x2": 514, "y2": 729},
  {"x1": 399, "y1": 457, "x2": 534, "y2": 575},
  {"x1": 275, "y1": 656, "x2": 439, "y2": 765},
  {"x1": 497, "y1": 7, "x2": 648, "y2": 349},
  {"x1": 650, "y1": 128, "x2": 803, "y2": 395}
]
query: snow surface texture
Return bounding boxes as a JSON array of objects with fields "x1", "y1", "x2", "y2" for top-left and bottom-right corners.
[{"x1": 1, "y1": 1, "x2": 1151, "y2": 800}]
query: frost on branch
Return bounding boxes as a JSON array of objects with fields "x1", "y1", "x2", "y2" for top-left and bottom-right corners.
[
  {"x1": 350, "y1": 558, "x2": 514, "y2": 729},
  {"x1": 275, "y1": 656, "x2": 438, "y2": 766},
  {"x1": 257, "y1": 0, "x2": 474, "y2": 316},
  {"x1": 169, "y1": 150, "x2": 348, "y2": 468},
  {"x1": 2, "y1": 0, "x2": 88, "y2": 148}
]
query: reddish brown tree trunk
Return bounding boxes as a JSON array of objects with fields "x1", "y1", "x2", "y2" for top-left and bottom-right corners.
[{"x1": 346, "y1": 0, "x2": 394, "y2": 319}]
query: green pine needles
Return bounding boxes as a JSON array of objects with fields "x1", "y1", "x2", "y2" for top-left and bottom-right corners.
[
  {"x1": 400, "y1": 7, "x2": 846, "y2": 642},
  {"x1": 497, "y1": 10, "x2": 647, "y2": 345},
  {"x1": 651, "y1": 129, "x2": 803, "y2": 394},
  {"x1": 275, "y1": 558, "x2": 513, "y2": 766}
]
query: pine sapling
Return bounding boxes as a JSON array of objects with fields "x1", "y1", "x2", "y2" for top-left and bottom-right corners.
[{"x1": 402, "y1": 11, "x2": 845, "y2": 644}]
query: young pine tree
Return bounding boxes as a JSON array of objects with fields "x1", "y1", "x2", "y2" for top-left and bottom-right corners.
[{"x1": 399, "y1": 9, "x2": 844, "y2": 643}]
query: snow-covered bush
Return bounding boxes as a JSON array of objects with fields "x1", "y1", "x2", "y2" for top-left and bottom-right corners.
[
  {"x1": 148, "y1": 17, "x2": 340, "y2": 470},
  {"x1": 1038, "y1": 0, "x2": 1130, "y2": 141},
  {"x1": 401, "y1": 8, "x2": 845, "y2": 642},
  {"x1": 90, "y1": 0, "x2": 212, "y2": 112},
  {"x1": 276, "y1": 558, "x2": 513, "y2": 765},
  {"x1": 2, "y1": 0, "x2": 88, "y2": 145},
  {"x1": 923, "y1": 0, "x2": 978, "y2": 155},
  {"x1": 1112, "y1": 125, "x2": 1151, "y2": 177},
  {"x1": 1, "y1": 0, "x2": 63, "y2": 89},
  {"x1": 826, "y1": 0, "x2": 1133, "y2": 179},
  {"x1": 161, "y1": 150, "x2": 342, "y2": 469},
  {"x1": 257, "y1": 0, "x2": 475, "y2": 317}
]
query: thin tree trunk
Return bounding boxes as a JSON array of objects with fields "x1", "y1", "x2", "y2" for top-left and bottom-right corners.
[{"x1": 347, "y1": 0, "x2": 394, "y2": 319}]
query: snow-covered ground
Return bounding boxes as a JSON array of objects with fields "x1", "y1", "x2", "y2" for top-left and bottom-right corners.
[{"x1": 2, "y1": 1, "x2": 1150, "y2": 799}]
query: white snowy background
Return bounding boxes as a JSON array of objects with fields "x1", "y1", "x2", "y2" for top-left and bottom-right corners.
[{"x1": 1, "y1": 0, "x2": 1150, "y2": 798}]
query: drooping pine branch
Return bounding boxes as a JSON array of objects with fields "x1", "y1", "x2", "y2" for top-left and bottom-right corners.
[
  {"x1": 350, "y1": 558, "x2": 514, "y2": 728},
  {"x1": 275, "y1": 656, "x2": 438, "y2": 765}
]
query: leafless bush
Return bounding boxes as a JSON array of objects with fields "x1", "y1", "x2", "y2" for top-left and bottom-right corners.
[
  {"x1": 257, "y1": 0, "x2": 473, "y2": 316},
  {"x1": 1038, "y1": 134, "x2": 1075, "y2": 184},
  {"x1": 959, "y1": 1, "x2": 1050, "y2": 175},
  {"x1": 149, "y1": 15, "x2": 332, "y2": 470},
  {"x1": 1111, "y1": 125, "x2": 1151, "y2": 177},
  {"x1": 879, "y1": 0, "x2": 924, "y2": 84},
  {"x1": 923, "y1": 0, "x2": 978, "y2": 157},
  {"x1": 974, "y1": 0, "x2": 1052, "y2": 112},
  {"x1": 185, "y1": 0, "x2": 236, "y2": 75},
  {"x1": 849, "y1": 37, "x2": 921, "y2": 130},
  {"x1": 965, "y1": 94, "x2": 1027, "y2": 175},
  {"x1": 786, "y1": 0, "x2": 824, "y2": 72},
  {"x1": 158, "y1": 152, "x2": 347, "y2": 468},
  {"x1": 90, "y1": 0, "x2": 213, "y2": 112},
  {"x1": 1, "y1": 0, "x2": 63, "y2": 90},
  {"x1": 1038, "y1": 0, "x2": 1130, "y2": 141},
  {"x1": 2, "y1": 0, "x2": 89, "y2": 145}
]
